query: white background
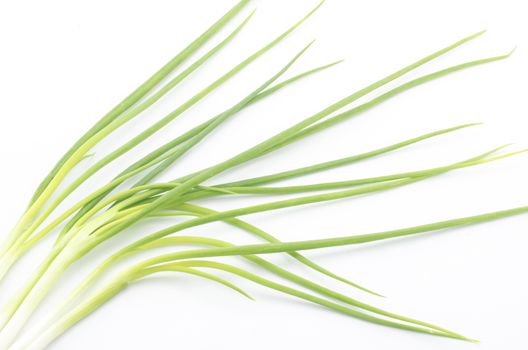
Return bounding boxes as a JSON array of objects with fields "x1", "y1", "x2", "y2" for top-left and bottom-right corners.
[{"x1": 1, "y1": 0, "x2": 528, "y2": 349}]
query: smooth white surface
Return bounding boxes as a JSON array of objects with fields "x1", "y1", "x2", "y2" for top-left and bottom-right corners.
[{"x1": 1, "y1": 0, "x2": 528, "y2": 349}]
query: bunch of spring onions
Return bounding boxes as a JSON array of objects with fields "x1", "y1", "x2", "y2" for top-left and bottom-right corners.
[{"x1": 0, "y1": 0, "x2": 526, "y2": 348}]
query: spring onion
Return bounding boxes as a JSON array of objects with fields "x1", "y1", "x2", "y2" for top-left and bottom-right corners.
[{"x1": 0, "y1": 1, "x2": 523, "y2": 348}]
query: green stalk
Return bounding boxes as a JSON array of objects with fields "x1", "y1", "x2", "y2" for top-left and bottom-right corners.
[
  {"x1": 88, "y1": 122, "x2": 480, "y2": 229},
  {"x1": 0, "y1": 0, "x2": 253, "y2": 275},
  {"x1": 4, "y1": 3, "x2": 324, "y2": 279},
  {"x1": 210, "y1": 149, "x2": 523, "y2": 195},
  {"x1": 49, "y1": 146, "x2": 511, "y2": 317},
  {"x1": 56, "y1": 61, "x2": 341, "y2": 249},
  {"x1": 0, "y1": 59, "x2": 344, "y2": 305},
  {"x1": 56, "y1": 60, "x2": 344, "y2": 240},
  {"x1": 27, "y1": 200, "x2": 528, "y2": 349},
  {"x1": 132, "y1": 204, "x2": 528, "y2": 267},
  {"x1": 27, "y1": 0, "x2": 251, "y2": 208},
  {"x1": 2, "y1": 143, "x2": 514, "y2": 345},
  {"x1": 19, "y1": 140, "x2": 502, "y2": 325},
  {"x1": 0, "y1": 147, "x2": 175, "y2": 282},
  {"x1": 7, "y1": 9, "x2": 257, "y2": 256},
  {"x1": 0, "y1": 40, "x2": 317, "y2": 346},
  {"x1": 177, "y1": 204, "x2": 381, "y2": 296},
  {"x1": 129, "y1": 39, "x2": 316, "y2": 186},
  {"x1": 0, "y1": 3, "x2": 516, "y2": 344},
  {"x1": 19, "y1": 3, "x2": 322, "y2": 246},
  {"x1": 170, "y1": 32, "x2": 490, "y2": 186},
  {"x1": 167, "y1": 260, "x2": 470, "y2": 339},
  {"x1": 96, "y1": 34, "x2": 501, "y2": 243},
  {"x1": 213, "y1": 123, "x2": 480, "y2": 188}
]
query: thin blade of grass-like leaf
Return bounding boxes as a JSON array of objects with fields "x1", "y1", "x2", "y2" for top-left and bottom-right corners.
[
  {"x1": 22, "y1": 1, "x2": 324, "y2": 250},
  {"x1": 18, "y1": 148, "x2": 191, "y2": 252},
  {"x1": 92, "y1": 147, "x2": 507, "y2": 262},
  {"x1": 168, "y1": 146, "x2": 514, "y2": 204},
  {"x1": 14, "y1": 9, "x2": 256, "y2": 248},
  {"x1": 96, "y1": 145, "x2": 511, "y2": 216},
  {"x1": 169, "y1": 242, "x2": 463, "y2": 337},
  {"x1": 29, "y1": 258, "x2": 470, "y2": 350},
  {"x1": 28, "y1": 0, "x2": 251, "y2": 207},
  {"x1": 94, "y1": 32, "x2": 490, "y2": 239},
  {"x1": 271, "y1": 52, "x2": 513, "y2": 151},
  {"x1": 59, "y1": 60, "x2": 344, "y2": 240},
  {"x1": 168, "y1": 260, "x2": 473, "y2": 340},
  {"x1": 209, "y1": 147, "x2": 522, "y2": 195},
  {"x1": 114, "y1": 124, "x2": 477, "y2": 206},
  {"x1": 180, "y1": 203, "x2": 381, "y2": 296},
  {"x1": 170, "y1": 33, "x2": 489, "y2": 187},
  {"x1": 101, "y1": 202, "x2": 528, "y2": 310},
  {"x1": 132, "y1": 264, "x2": 253, "y2": 300},
  {"x1": 134, "y1": 41, "x2": 316, "y2": 185},
  {"x1": 213, "y1": 123, "x2": 480, "y2": 188},
  {"x1": 0, "y1": 38, "x2": 318, "y2": 340}
]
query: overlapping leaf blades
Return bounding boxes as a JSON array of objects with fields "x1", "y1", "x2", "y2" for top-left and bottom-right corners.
[{"x1": 0, "y1": 1, "x2": 524, "y2": 349}]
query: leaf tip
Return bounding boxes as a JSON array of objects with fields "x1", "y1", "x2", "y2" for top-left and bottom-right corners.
[
  {"x1": 464, "y1": 29, "x2": 486, "y2": 42},
  {"x1": 490, "y1": 143, "x2": 514, "y2": 154},
  {"x1": 460, "y1": 122, "x2": 483, "y2": 129},
  {"x1": 308, "y1": 0, "x2": 326, "y2": 18},
  {"x1": 507, "y1": 46, "x2": 517, "y2": 57},
  {"x1": 298, "y1": 39, "x2": 316, "y2": 56},
  {"x1": 464, "y1": 336, "x2": 480, "y2": 343}
]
